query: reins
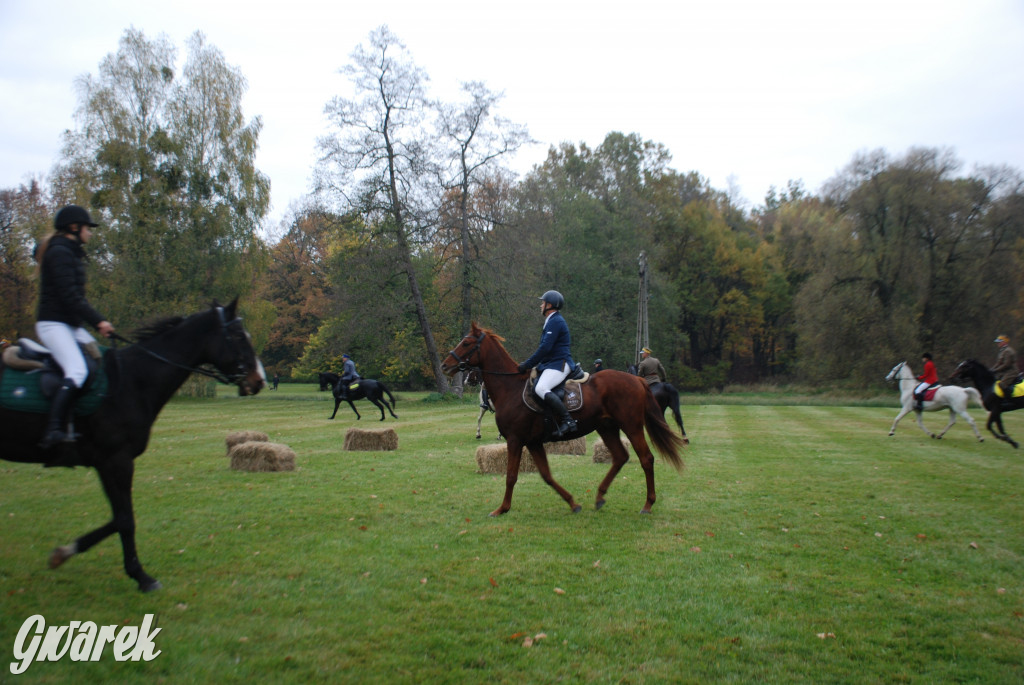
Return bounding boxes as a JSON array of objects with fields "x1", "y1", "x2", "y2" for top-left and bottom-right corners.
[{"x1": 108, "y1": 307, "x2": 249, "y2": 386}]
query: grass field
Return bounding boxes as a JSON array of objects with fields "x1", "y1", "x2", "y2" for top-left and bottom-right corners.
[{"x1": 1, "y1": 384, "x2": 1022, "y2": 684}]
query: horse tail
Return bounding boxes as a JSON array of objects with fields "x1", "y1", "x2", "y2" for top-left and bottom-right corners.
[
  {"x1": 965, "y1": 386, "x2": 984, "y2": 408},
  {"x1": 643, "y1": 389, "x2": 685, "y2": 472}
]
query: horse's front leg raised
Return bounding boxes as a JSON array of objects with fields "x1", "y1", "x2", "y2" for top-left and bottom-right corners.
[
  {"x1": 989, "y1": 412, "x2": 1019, "y2": 448},
  {"x1": 888, "y1": 405, "x2": 913, "y2": 436}
]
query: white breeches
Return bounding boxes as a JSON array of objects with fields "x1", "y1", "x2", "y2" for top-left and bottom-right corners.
[
  {"x1": 914, "y1": 381, "x2": 931, "y2": 396},
  {"x1": 534, "y1": 362, "x2": 570, "y2": 398},
  {"x1": 35, "y1": 321, "x2": 96, "y2": 386}
]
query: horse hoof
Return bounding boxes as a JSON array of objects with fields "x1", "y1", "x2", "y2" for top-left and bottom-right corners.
[
  {"x1": 571, "y1": 505, "x2": 582, "y2": 514},
  {"x1": 595, "y1": 500, "x2": 605, "y2": 511},
  {"x1": 139, "y1": 579, "x2": 162, "y2": 593},
  {"x1": 48, "y1": 545, "x2": 74, "y2": 569},
  {"x1": 888, "y1": 432, "x2": 895, "y2": 437},
  {"x1": 639, "y1": 509, "x2": 652, "y2": 515}
]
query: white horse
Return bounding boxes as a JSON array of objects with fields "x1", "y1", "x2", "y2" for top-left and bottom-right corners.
[
  {"x1": 476, "y1": 383, "x2": 496, "y2": 439},
  {"x1": 885, "y1": 361, "x2": 984, "y2": 441}
]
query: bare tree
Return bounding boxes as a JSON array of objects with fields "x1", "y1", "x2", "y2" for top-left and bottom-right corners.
[{"x1": 317, "y1": 25, "x2": 449, "y2": 394}]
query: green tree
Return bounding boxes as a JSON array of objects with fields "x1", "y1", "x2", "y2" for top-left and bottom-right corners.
[{"x1": 53, "y1": 28, "x2": 269, "y2": 327}]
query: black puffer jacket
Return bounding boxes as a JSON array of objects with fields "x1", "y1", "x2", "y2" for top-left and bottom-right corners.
[{"x1": 36, "y1": 235, "x2": 105, "y2": 328}]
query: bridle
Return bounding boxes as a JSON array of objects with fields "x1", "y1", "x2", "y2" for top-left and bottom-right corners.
[
  {"x1": 111, "y1": 307, "x2": 254, "y2": 386},
  {"x1": 446, "y1": 331, "x2": 520, "y2": 376}
]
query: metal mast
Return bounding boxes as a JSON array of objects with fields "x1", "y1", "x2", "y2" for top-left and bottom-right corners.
[{"x1": 635, "y1": 251, "x2": 649, "y2": 366}]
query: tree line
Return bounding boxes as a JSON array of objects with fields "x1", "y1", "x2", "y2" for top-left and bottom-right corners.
[{"x1": 3, "y1": 26, "x2": 1023, "y2": 392}]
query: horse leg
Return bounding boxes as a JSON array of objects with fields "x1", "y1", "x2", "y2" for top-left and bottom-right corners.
[
  {"x1": 528, "y1": 445, "x2": 581, "y2": 514},
  {"x1": 329, "y1": 397, "x2": 342, "y2": 420},
  {"x1": 958, "y1": 408, "x2": 983, "y2": 442},
  {"x1": 991, "y1": 412, "x2": 1019, "y2": 448},
  {"x1": 369, "y1": 396, "x2": 387, "y2": 421},
  {"x1": 934, "y1": 408, "x2": 957, "y2": 439},
  {"x1": 593, "y1": 427, "x2": 631, "y2": 511},
  {"x1": 625, "y1": 429, "x2": 658, "y2": 514},
  {"x1": 912, "y1": 405, "x2": 936, "y2": 439},
  {"x1": 888, "y1": 405, "x2": 913, "y2": 436},
  {"x1": 491, "y1": 439, "x2": 523, "y2": 516},
  {"x1": 349, "y1": 400, "x2": 361, "y2": 420},
  {"x1": 476, "y1": 406, "x2": 485, "y2": 439},
  {"x1": 72, "y1": 460, "x2": 160, "y2": 592}
]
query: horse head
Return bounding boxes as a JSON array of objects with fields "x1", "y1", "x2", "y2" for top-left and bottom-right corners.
[
  {"x1": 441, "y1": 323, "x2": 511, "y2": 377},
  {"x1": 205, "y1": 299, "x2": 265, "y2": 396},
  {"x1": 885, "y1": 361, "x2": 908, "y2": 383},
  {"x1": 950, "y1": 359, "x2": 987, "y2": 384}
]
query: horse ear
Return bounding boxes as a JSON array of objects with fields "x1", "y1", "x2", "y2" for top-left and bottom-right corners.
[
  {"x1": 225, "y1": 297, "x2": 239, "y2": 317},
  {"x1": 470, "y1": 321, "x2": 481, "y2": 334}
]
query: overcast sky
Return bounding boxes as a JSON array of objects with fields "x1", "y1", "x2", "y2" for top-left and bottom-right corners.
[{"x1": 2, "y1": 0, "x2": 1023, "y2": 226}]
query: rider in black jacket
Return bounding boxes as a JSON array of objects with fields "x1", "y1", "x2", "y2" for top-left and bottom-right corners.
[{"x1": 35, "y1": 205, "x2": 115, "y2": 449}]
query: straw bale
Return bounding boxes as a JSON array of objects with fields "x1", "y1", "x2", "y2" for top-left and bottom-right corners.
[
  {"x1": 343, "y1": 427, "x2": 399, "y2": 451},
  {"x1": 544, "y1": 436, "x2": 587, "y2": 455},
  {"x1": 226, "y1": 430, "x2": 269, "y2": 453},
  {"x1": 474, "y1": 443, "x2": 537, "y2": 474},
  {"x1": 229, "y1": 441, "x2": 296, "y2": 472},
  {"x1": 592, "y1": 437, "x2": 632, "y2": 464}
]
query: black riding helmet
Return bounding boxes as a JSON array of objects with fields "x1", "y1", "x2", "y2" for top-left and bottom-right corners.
[
  {"x1": 539, "y1": 290, "x2": 565, "y2": 310},
  {"x1": 54, "y1": 205, "x2": 99, "y2": 232}
]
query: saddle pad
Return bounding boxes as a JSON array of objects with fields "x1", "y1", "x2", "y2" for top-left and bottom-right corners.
[
  {"x1": 0, "y1": 364, "x2": 109, "y2": 416},
  {"x1": 522, "y1": 380, "x2": 584, "y2": 414},
  {"x1": 922, "y1": 387, "x2": 939, "y2": 402},
  {"x1": 994, "y1": 383, "x2": 1024, "y2": 399}
]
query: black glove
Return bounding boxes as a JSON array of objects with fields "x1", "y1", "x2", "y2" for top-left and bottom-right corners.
[{"x1": 517, "y1": 363, "x2": 528, "y2": 374}]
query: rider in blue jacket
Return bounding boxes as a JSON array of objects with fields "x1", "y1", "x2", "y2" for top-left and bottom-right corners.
[{"x1": 517, "y1": 290, "x2": 577, "y2": 438}]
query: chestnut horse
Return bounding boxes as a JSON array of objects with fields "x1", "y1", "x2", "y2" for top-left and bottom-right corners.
[{"x1": 442, "y1": 323, "x2": 685, "y2": 516}]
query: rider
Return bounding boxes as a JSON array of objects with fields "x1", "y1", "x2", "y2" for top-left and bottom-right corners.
[
  {"x1": 636, "y1": 347, "x2": 666, "y2": 386},
  {"x1": 592, "y1": 358, "x2": 605, "y2": 373},
  {"x1": 517, "y1": 290, "x2": 578, "y2": 438},
  {"x1": 337, "y1": 353, "x2": 360, "y2": 400},
  {"x1": 35, "y1": 205, "x2": 115, "y2": 449},
  {"x1": 913, "y1": 352, "x2": 938, "y2": 411},
  {"x1": 992, "y1": 335, "x2": 1018, "y2": 398}
]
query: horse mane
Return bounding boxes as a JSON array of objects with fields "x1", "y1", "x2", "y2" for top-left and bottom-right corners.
[
  {"x1": 133, "y1": 315, "x2": 186, "y2": 342},
  {"x1": 472, "y1": 322, "x2": 505, "y2": 343}
]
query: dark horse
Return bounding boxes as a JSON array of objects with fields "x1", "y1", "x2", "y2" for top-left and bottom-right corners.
[
  {"x1": 442, "y1": 323, "x2": 685, "y2": 516},
  {"x1": 951, "y1": 359, "x2": 1024, "y2": 448},
  {"x1": 328, "y1": 376, "x2": 398, "y2": 421},
  {"x1": 0, "y1": 300, "x2": 265, "y2": 591},
  {"x1": 649, "y1": 381, "x2": 689, "y2": 444}
]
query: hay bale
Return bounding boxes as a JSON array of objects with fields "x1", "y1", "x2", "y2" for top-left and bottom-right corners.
[
  {"x1": 343, "y1": 427, "x2": 398, "y2": 451},
  {"x1": 593, "y1": 437, "x2": 631, "y2": 464},
  {"x1": 226, "y1": 430, "x2": 269, "y2": 453},
  {"x1": 229, "y1": 441, "x2": 296, "y2": 472},
  {"x1": 544, "y1": 436, "x2": 586, "y2": 455},
  {"x1": 474, "y1": 443, "x2": 538, "y2": 474}
]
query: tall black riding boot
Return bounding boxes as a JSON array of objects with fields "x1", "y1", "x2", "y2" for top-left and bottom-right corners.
[
  {"x1": 39, "y1": 379, "x2": 79, "y2": 450},
  {"x1": 542, "y1": 392, "x2": 577, "y2": 439}
]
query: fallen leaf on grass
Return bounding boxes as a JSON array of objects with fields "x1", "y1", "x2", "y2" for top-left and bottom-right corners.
[
  {"x1": 507, "y1": 632, "x2": 527, "y2": 640},
  {"x1": 969, "y1": 542, "x2": 979, "y2": 549},
  {"x1": 816, "y1": 632, "x2": 836, "y2": 639},
  {"x1": 554, "y1": 587, "x2": 565, "y2": 595},
  {"x1": 690, "y1": 547, "x2": 701, "y2": 553},
  {"x1": 593, "y1": 560, "x2": 601, "y2": 568},
  {"x1": 489, "y1": 577, "x2": 498, "y2": 587},
  {"x1": 522, "y1": 637, "x2": 534, "y2": 647}
]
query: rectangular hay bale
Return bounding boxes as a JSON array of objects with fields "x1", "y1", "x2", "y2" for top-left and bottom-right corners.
[{"x1": 343, "y1": 427, "x2": 399, "y2": 451}]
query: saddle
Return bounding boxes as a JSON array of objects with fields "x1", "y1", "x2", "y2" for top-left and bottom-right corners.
[
  {"x1": 0, "y1": 339, "x2": 108, "y2": 415},
  {"x1": 522, "y1": 363, "x2": 589, "y2": 414},
  {"x1": 915, "y1": 385, "x2": 940, "y2": 402}
]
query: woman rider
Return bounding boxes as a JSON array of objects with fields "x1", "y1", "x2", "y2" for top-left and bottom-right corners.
[
  {"x1": 517, "y1": 290, "x2": 577, "y2": 438},
  {"x1": 35, "y1": 205, "x2": 115, "y2": 449}
]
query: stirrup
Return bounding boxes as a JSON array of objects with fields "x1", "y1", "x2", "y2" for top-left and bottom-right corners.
[{"x1": 39, "y1": 430, "x2": 75, "y2": 450}]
